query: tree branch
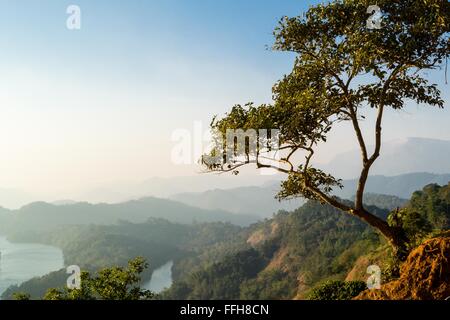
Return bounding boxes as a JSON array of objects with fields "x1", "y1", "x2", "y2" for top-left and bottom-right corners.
[
  {"x1": 303, "y1": 180, "x2": 352, "y2": 213},
  {"x1": 349, "y1": 106, "x2": 369, "y2": 162},
  {"x1": 354, "y1": 64, "x2": 406, "y2": 210}
]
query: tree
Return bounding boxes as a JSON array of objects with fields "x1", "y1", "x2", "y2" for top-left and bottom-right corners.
[
  {"x1": 12, "y1": 292, "x2": 31, "y2": 300},
  {"x1": 202, "y1": 0, "x2": 449, "y2": 259},
  {"x1": 43, "y1": 257, "x2": 154, "y2": 300}
]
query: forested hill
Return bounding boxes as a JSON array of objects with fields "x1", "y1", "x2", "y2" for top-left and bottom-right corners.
[
  {"x1": 0, "y1": 196, "x2": 257, "y2": 236},
  {"x1": 165, "y1": 200, "x2": 387, "y2": 299},
  {"x1": 165, "y1": 183, "x2": 450, "y2": 300},
  {"x1": 3, "y1": 183, "x2": 449, "y2": 300},
  {"x1": 2, "y1": 219, "x2": 245, "y2": 299}
]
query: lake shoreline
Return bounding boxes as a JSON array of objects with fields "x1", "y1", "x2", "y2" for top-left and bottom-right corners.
[{"x1": 0, "y1": 235, "x2": 64, "y2": 299}]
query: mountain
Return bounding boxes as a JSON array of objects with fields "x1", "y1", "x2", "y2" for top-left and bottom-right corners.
[
  {"x1": 165, "y1": 182, "x2": 450, "y2": 300},
  {"x1": 160, "y1": 159, "x2": 450, "y2": 218},
  {"x1": 51, "y1": 200, "x2": 79, "y2": 206},
  {"x1": 80, "y1": 136, "x2": 450, "y2": 203},
  {"x1": 165, "y1": 200, "x2": 387, "y2": 300},
  {"x1": 351, "y1": 193, "x2": 408, "y2": 211},
  {"x1": 1, "y1": 137, "x2": 448, "y2": 209},
  {"x1": 335, "y1": 172, "x2": 450, "y2": 199},
  {"x1": 0, "y1": 174, "x2": 282, "y2": 209},
  {"x1": 77, "y1": 174, "x2": 280, "y2": 204},
  {"x1": 170, "y1": 185, "x2": 305, "y2": 218},
  {"x1": 169, "y1": 172, "x2": 449, "y2": 217},
  {"x1": 321, "y1": 138, "x2": 450, "y2": 179},
  {"x1": 0, "y1": 197, "x2": 258, "y2": 235}
]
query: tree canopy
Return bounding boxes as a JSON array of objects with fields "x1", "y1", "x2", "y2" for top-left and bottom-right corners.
[
  {"x1": 43, "y1": 257, "x2": 154, "y2": 300},
  {"x1": 203, "y1": 0, "x2": 449, "y2": 256}
]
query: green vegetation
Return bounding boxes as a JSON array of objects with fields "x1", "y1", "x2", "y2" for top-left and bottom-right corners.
[
  {"x1": 3, "y1": 269, "x2": 72, "y2": 300},
  {"x1": 240, "y1": 270, "x2": 294, "y2": 300},
  {"x1": 43, "y1": 257, "x2": 154, "y2": 300},
  {"x1": 165, "y1": 200, "x2": 384, "y2": 300},
  {"x1": 2, "y1": 219, "x2": 243, "y2": 299},
  {"x1": 353, "y1": 193, "x2": 408, "y2": 211},
  {"x1": 8, "y1": 218, "x2": 244, "y2": 268},
  {"x1": 408, "y1": 183, "x2": 450, "y2": 231},
  {"x1": 388, "y1": 183, "x2": 450, "y2": 248},
  {"x1": 308, "y1": 280, "x2": 367, "y2": 300},
  {"x1": 168, "y1": 249, "x2": 268, "y2": 300},
  {"x1": 11, "y1": 293, "x2": 31, "y2": 301},
  {"x1": 165, "y1": 183, "x2": 450, "y2": 300}
]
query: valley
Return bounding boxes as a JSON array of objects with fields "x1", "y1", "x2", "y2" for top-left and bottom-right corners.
[{"x1": 1, "y1": 172, "x2": 448, "y2": 300}]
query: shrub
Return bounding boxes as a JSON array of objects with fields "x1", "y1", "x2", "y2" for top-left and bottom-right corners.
[{"x1": 308, "y1": 280, "x2": 367, "y2": 300}]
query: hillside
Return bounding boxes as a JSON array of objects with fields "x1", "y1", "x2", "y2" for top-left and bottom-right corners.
[
  {"x1": 165, "y1": 200, "x2": 387, "y2": 300},
  {"x1": 165, "y1": 183, "x2": 450, "y2": 300},
  {"x1": 355, "y1": 232, "x2": 450, "y2": 300},
  {"x1": 351, "y1": 193, "x2": 408, "y2": 211}
]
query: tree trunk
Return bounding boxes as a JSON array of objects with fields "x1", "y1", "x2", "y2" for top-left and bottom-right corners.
[{"x1": 354, "y1": 209, "x2": 409, "y2": 261}]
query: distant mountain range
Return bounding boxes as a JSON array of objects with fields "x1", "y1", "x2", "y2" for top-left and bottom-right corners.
[
  {"x1": 0, "y1": 137, "x2": 448, "y2": 210},
  {"x1": 335, "y1": 172, "x2": 450, "y2": 199},
  {"x1": 170, "y1": 172, "x2": 450, "y2": 216},
  {"x1": 0, "y1": 174, "x2": 278, "y2": 209},
  {"x1": 170, "y1": 186, "x2": 304, "y2": 218},
  {"x1": 2, "y1": 172, "x2": 446, "y2": 234},
  {"x1": 76, "y1": 174, "x2": 280, "y2": 204},
  {"x1": 320, "y1": 137, "x2": 450, "y2": 179},
  {"x1": 0, "y1": 197, "x2": 258, "y2": 236}
]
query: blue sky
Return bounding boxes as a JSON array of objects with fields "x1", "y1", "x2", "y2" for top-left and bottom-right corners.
[{"x1": 0, "y1": 0, "x2": 448, "y2": 197}]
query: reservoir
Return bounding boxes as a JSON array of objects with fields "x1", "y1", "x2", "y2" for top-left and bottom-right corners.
[
  {"x1": 0, "y1": 236, "x2": 64, "y2": 298},
  {"x1": 144, "y1": 260, "x2": 173, "y2": 293}
]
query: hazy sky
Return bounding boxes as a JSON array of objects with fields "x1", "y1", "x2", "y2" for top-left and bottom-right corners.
[{"x1": 0, "y1": 0, "x2": 448, "y2": 198}]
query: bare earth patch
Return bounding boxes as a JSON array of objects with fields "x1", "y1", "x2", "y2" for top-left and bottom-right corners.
[{"x1": 355, "y1": 233, "x2": 450, "y2": 300}]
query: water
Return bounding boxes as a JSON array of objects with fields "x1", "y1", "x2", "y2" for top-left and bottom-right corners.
[
  {"x1": 143, "y1": 261, "x2": 173, "y2": 293},
  {"x1": 0, "y1": 236, "x2": 64, "y2": 297}
]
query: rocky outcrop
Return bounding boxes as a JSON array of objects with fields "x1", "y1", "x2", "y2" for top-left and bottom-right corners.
[
  {"x1": 345, "y1": 248, "x2": 389, "y2": 282},
  {"x1": 355, "y1": 233, "x2": 450, "y2": 300}
]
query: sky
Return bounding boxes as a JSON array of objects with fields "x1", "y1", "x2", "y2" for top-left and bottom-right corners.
[{"x1": 0, "y1": 0, "x2": 448, "y2": 199}]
